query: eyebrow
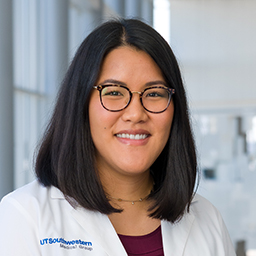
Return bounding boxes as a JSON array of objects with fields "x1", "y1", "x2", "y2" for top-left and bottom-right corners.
[
  {"x1": 99, "y1": 79, "x2": 125, "y2": 86},
  {"x1": 145, "y1": 80, "x2": 167, "y2": 87},
  {"x1": 100, "y1": 79, "x2": 167, "y2": 87}
]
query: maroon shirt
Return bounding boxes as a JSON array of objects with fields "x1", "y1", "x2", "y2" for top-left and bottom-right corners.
[{"x1": 118, "y1": 225, "x2": 164, "y2": 256}]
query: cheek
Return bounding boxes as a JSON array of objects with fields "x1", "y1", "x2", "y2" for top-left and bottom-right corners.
[
  {"x1": 156, "y1": 109, "x2": 174, "y2": 144},
  {"x1": 160, "y1": 119, "x2": 173, "y2": 141},
  {"x1": 89, "y1": 107, "x2": 115, "y2": 132},
  {"x1": 89, "y1": 95, "x2": 118, "y2": 142},
  {"x1": 159, "y1": 106, "x2": 174, "y2": 130},
  {"x1": 89, "y1": 95, "x2": 106, "y2": 142}
]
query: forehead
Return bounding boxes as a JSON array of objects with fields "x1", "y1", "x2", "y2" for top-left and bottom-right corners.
[{"x1": 97, "y1": 46, "x2": 165, "y2": 86}]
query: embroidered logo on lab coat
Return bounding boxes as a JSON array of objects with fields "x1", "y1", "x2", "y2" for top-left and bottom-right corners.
[{"x1": 40, "y1": 237, "x2": 93, "y2": 251}]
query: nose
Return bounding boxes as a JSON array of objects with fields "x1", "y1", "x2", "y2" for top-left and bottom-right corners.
[{"x1": 121, "y1": 93, "x2": 148, "y2": 123}]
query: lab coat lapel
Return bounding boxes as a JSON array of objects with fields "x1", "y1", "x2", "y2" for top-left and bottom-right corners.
[
  {"x1": 71, "y1": 207, "x2": 127, "y2": 256},
  {"x1": 161, "y1": 210, "x2": 195, "y2": 255}
]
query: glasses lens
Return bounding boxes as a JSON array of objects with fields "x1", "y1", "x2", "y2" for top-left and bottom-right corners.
[
  {"x1": 142, "y1": 87, "x2": 170, "y2": 113},
  {"x1": 101, "y1": 85, "x2": 130, "y2": 111}
]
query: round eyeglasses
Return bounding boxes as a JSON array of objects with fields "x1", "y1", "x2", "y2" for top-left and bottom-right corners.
[{"x1": 93, "y1": 84, "x2": 175, "y2": 113}]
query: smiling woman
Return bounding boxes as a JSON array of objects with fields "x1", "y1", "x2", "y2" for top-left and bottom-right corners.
[
  {"x1": 89, "y1": 47, "x2": 174, "y2": 184},
  {"x1": 0, "y1": 19, "x2": 236, "y2": 256}
]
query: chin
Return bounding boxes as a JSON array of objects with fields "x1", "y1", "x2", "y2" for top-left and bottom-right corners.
[{"x1": 118, "y1": 165, "x2": 151, "y2": 176}]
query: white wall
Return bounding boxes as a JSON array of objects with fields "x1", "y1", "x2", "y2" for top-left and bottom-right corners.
[
  {"x1": 170, "y1": 0, "x2": 256, "y2": 252},
  {"x1": 170, "y1": 0, "x2": 256, "y2": 112}
]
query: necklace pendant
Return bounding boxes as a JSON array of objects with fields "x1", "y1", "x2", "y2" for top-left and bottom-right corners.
[{"x1": 132, "y1": 201, "x2": 135, "y2": 205}]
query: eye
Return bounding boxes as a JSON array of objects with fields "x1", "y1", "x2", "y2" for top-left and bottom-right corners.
[
  {"x1": 144, "y1": 88, "x2": 168, "y2": 98},
  {"x1": 146, "y1": 91, "x2": 163, "y2": 97},
  {"x1": 108, "y1": 90, "x2": 123, "y2": 96},
  {"x1": 102, "y1": 87, "x2": 124, "y2": 97}
]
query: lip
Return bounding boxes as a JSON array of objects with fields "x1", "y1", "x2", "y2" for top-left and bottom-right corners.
[{"x1": 115, "y1": 129, "x2": 151, "y2": 146}]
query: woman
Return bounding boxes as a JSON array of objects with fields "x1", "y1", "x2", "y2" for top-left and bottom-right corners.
[{"x1": 0, "y1": 19, "x2": 235, "y2": 255}]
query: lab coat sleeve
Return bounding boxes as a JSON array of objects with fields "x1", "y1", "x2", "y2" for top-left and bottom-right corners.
[{"x1": 0, "y1": 195, "x2": 41, "y2": 256}]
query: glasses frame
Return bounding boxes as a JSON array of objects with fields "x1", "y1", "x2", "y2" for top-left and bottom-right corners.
[{"x1": 93, "y1": 84, "x2": 175, "y2": 114}]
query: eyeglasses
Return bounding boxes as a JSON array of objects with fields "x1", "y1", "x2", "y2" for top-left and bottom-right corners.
[{"x1": 93, "y1": 84, "x2": 175, "y2": 113}]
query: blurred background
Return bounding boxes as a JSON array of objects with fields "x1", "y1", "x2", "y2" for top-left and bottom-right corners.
[{"x1": 0, "y1": 0, "x2": 255, "y2": 255}]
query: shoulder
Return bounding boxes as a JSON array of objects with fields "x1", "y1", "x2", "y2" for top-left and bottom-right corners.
[
  {"x1": 182, "y1": 194, "x2": 235, "y2": 255},
  {"x1": 0, "y1": 180, "x2": 66, "y2": 220},
  {"x1": 0, "y1": 181, "x2": 43, "y2": 222},
  {"x1": 189, "y1": 194, "x2": 235, "y2": 252},
  {"x1": 2, "y1": 179, "x2": 64, "y2": 200},
  {"x1": 1, "y1": 180, "x2": 53, "y2": 207},
  {"x1": 161, "y1": 194, "x2": 236, "y2": 255},
  {"x1": 0, "y1": 181, "x2": 52, "y2": 252},
  {"x1": 191, "y1": 194, "x2": 220, "y2": 215},
  {"x1": 0, "y1": 180, "x2": 71, "y2": 241},
  {"x1": 190, "y1": 194, "x2": 223, "y2": 225},
  {"x1": 2, "y1": 180, "x2": 47, "y2": 198}
]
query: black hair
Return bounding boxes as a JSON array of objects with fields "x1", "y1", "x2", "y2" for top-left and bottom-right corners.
[{"x1": 35, "y1": 18, "x2": 197, "y2": 223}]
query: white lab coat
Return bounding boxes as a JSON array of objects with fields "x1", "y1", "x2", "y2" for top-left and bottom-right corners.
[{"x1": 0, "y1": 180, "x2": 236, "y2": 256}]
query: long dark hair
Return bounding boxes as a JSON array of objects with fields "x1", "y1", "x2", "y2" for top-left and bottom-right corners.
[{"x1": 35, "y1": 18, "x2": 197, "y2": 223}]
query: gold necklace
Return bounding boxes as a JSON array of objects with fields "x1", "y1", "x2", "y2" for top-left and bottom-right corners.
[{"x1": 107, "y1": 192, "x2": 151, "y2": 205}]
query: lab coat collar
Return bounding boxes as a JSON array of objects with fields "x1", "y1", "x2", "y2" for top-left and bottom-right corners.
[
  {"x1": 50, "y1": 185, "x2": 65, "y2": 199},
  {"x1": 71, "y1": 204, "x2": 196, "y2": 256},
  {"x1": 71, "y1": 207, "x2": 128, "y2": 255},
  {"x1": 50, "y1": 186, "x2": 197, "y2": 256},
  {"x1": 161, "y1": 210, "x2": 195, "y2": 255},
  {"x1": 50, "y1": 186, "x2": 127, "y2": 255},
  {"x1": 71, "y1": 207, "x2": 195, "y2": 256},
  {"x1": 161, "y1": 196, "x2": 197, "y2": 255}
]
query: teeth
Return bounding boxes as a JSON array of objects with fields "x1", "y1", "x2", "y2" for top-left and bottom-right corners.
[{"x1": 116, "y1": 134, "x2": 148, "y2": 140}]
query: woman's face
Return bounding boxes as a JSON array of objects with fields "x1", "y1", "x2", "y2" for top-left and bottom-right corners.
[{"x1": 89, "y1": 46, "x2": 174, "y2": 178}]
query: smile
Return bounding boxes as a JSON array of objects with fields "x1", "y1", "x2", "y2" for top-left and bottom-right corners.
[{"x1": 116, "y1": 134, "x2": 149, "y2": 140}]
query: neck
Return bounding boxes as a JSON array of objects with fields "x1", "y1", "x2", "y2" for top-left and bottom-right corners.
[{"x1": 99, "y1": 169, "x2": 154, "y2": 203}]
